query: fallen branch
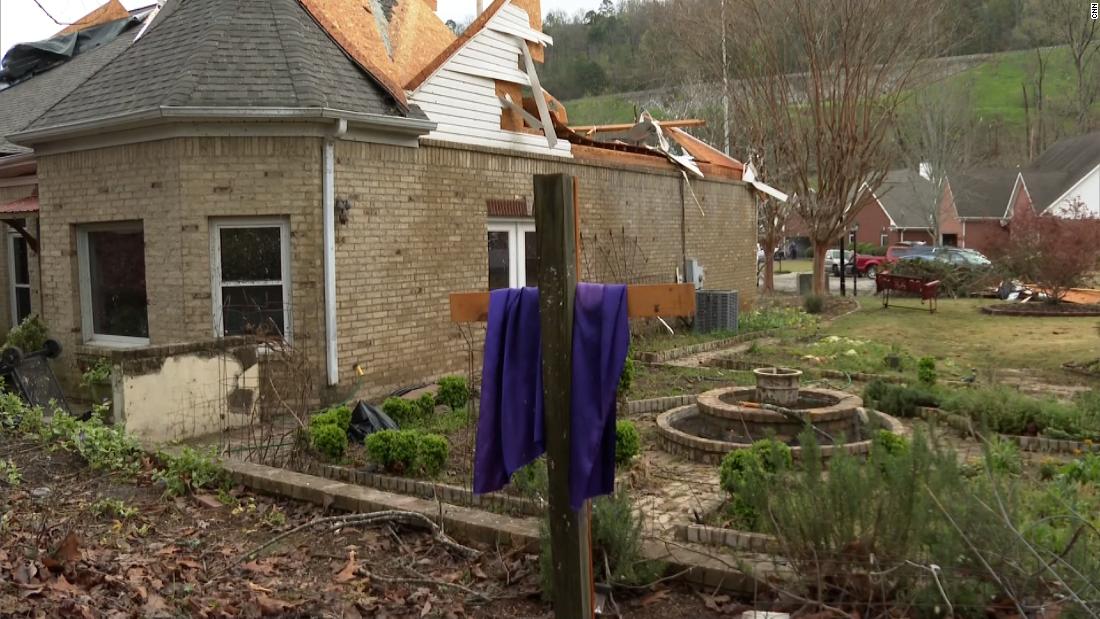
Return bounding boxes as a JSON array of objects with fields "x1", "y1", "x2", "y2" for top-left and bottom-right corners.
[
  {"x1": 208, "y1": 510, "x2": 480, "y2": 582},
  {"x1": 359, "y1": 567, "x2": 492, "y2": 603}
]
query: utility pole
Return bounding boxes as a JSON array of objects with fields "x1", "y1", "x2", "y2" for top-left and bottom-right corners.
[{"x1": 721, "y1": 0, "x2": 731, "y2": 155}]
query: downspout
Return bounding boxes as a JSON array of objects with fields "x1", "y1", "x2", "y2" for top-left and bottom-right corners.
[{"x1": 323, "y1": 120, "x2": 346, "y2": 386}]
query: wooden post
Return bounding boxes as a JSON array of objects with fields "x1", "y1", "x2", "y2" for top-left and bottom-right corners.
[{"x1": 534, "y1": 173, "x2": 594, "y2": 618}]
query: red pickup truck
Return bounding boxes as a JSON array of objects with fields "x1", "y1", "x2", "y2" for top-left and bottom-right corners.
[{"x1": 852, "y1": 243, "x2": 930, "y2": 277}]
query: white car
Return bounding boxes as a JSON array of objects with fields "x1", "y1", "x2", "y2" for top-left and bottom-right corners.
[{"x1": 823, "y1": 249, "x2": 854, "y2": 275}]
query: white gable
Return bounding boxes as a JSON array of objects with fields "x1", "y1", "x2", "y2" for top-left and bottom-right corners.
[
  {"x1": 409, "y1": 3, "x2": 572, "y2": 158},
  {"x1": 1045, "y1": 164, "x2": 1100, "y2": 217}
]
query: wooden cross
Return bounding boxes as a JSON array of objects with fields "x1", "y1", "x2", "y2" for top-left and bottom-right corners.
[{"x1": 449, "y1": 174, "x2": 696, "y2": 619}]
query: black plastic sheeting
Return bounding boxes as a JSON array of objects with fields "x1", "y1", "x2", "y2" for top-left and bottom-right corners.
[
  {"x1": 0, "y1": 16, "x2": 137, "y2": 85},
  {"x1": 347, "y1": 401, "x2": 398, "y2": 443}
]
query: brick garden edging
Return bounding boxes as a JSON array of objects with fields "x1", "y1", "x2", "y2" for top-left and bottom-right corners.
[
  {"x1": 675, "y1": 523, "x2": 779, "y2": 554},
  {"x1": 916, "y1": 406, "x2": 1100, "y2": 454},
  {"x1": 623, "y1": 394, "x2": 698, "y2": 415},
  {"x1": 222, "y1": 458, "x2": 777, "y2": 593},
  {"x1": 304, "y1": 462, "x2": 545, "y2": 517},
  {"x1": 636, "y1": 329, "x2": 781, "y2": 364}
]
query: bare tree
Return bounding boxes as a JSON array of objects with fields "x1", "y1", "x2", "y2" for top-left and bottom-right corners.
[
  {"x1": 725, "y1": 0, "x2": 946, "y2": 294},
  {"x1": 1019, "y1": 0, "x2": 1100, "y2": 134},
  {"x1": 894, "y1": 80, "x2": 976, "y2": 245}
]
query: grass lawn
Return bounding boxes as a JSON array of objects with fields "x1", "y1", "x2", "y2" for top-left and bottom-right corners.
[
  {"x1": 772, "y1": 258, "x2": 813, "y2": 274},
  {"x1": 826, "y1": 297, "x2": 1100, "y2": 377}
]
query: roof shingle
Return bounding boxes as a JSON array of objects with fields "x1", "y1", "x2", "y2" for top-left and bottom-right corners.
[
  {"x1": 25, "y1": 0, "x2": 413, "y2": 136},
  {"x1": 1020, "y1": 131, "x2": 1100, "y2": 210},
  {"x1": 873, "y1": 169, "x2": 940, "y2": 229},
  {"x1": 948, "y1": 168, "x2": 1019, "y2": 219}
]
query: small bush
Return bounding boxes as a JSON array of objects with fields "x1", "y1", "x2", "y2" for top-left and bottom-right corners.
[
  {"x1": 983, "y1": 436, "x2": 1022, "y2": 475},
  {"x1": 614, "y1": 420, "x2": 640, "y2": 465},
  {"x1": 309, "y1": 423, "x2": 348, "y2": 461},
  {"x1": 3, "y1": 315, "x2": 48, "y2": 353},
  {"x1": 937, "y1": 385, "x2": 1099, "y2": 440},
  {"x1": 382, "y1": 397, "x2": 417, "y2": 426},
  {"x1": 917, "y1": 357, "x2": 937, "y2": 385},
  {"x1": 862, "y1": 380, "x2": 939, "y2": 418},
  {"x1": 872, "y1": 430, "x2": 910, "y2": 458},
  {"x1": 719, "y1": 438, "x2": 792, "y2": 528},
  {"x1": 1059, "y1": 453, "x2": 1100, "y2": 485},
  {"x1": 80, "y1": 357, "x2": 112, "y2": 389},
  {"x1": 414, "y1": 393, "x2": 437, "y2": 419},
  {"x1": 365, "y1": 430, "x2": 449, "y2": 477},
  {"x1": 891, "y1": 258, "x2": 994, "y2": 298},
  {"x1": 91, "y1": 498, "x2": 138, "y2": 519},
  {"x1": 436, "y1": 376, "x2": 469, "y2": 411},
  {"x1": 802, "y1": 294, "x2": 825, "y2": 314},
  {"x1": 512, "y1": 458, "x2": 548, "y2": 499},
  {"x1": 310, "y1": 404, "x2": 352, "y2": 432},
  {"x1": 539, "y1": 491, "x2": 664, "y2": 596},
  {"x1": 0, "y1": 458, "x2": 21, "y2": 486},
  {"x1": 617, "y1": 352, "x2": 636, "y2": 397},
  {"x1": 154, "y1": 447, "x2": 228, "y2": 497}
]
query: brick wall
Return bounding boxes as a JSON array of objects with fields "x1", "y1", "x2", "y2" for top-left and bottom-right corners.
[
  {"x1": 36, "y1": 137, "x2": 324, "y2": 388},
  {"x1": 34, "y1": 135, "x2": 756, "y2": 402},
  {"x1": 333, "y1": 140, "x2": 757, "y2": 395}
]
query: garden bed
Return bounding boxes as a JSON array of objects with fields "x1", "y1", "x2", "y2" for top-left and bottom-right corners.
[{"x1": 981, "y1": 302, "x2": 1100, "y2": 316}]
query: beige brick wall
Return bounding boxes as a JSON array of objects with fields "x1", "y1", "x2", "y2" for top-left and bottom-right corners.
[
  {"x1": 34, "y1": 135, "x2": 755, "y2": 402},
  {"x1": 333, "y1": 140, "x2": 757, "y2": 396},
  {"x1": 36, "y1": 137, "x2": 324, "y2": 388}
]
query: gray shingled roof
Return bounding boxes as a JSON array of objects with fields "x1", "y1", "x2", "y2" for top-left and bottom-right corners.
[
  {"x1": 873, "y1": 169, "x2": 939, "y2": 229},
  {"x1": 24, "y1": 0, "x2": 417, "y2": 136},
  {"x1": 1020, "y1": 131, "x2": 1100, "y2": 211},
  {"x1": 948, "y1": 167, "x2": 1019, "y2": 219},
  {"x1": 0, "y1": 21, "x2": 137, "y2": 154}
]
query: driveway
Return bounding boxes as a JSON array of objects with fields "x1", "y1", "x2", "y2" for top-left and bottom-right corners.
[{"x1": 769, "y1": 270, "x2": 875, "y2": 296}]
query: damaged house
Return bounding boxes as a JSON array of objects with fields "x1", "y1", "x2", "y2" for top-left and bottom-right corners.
[{"x1": 0, "y1": 0, "x2": 760, "y2": 442}]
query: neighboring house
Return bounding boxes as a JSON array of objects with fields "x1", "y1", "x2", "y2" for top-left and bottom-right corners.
[
  {"x1": 937, "y1": 168, "x2": 1019, "y2": 256},
  {"x1": 0, "y1": 1, "x2": 149, "y2": 332},
  {"x1": 1, "y1": 0, "x2": 759, "y2": 442},
  {"x1": 851, "y1": 169, "x2": 938, "y2": 248},
  {"x1": 1010, "y1": 131, "x2": 1100, "y2": 217}
]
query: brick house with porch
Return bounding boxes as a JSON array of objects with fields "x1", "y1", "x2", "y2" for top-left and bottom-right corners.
[{"x1": 1, "y1": 0, "x2": 759, "y2": 442}]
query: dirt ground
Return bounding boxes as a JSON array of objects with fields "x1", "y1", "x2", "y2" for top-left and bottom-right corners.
[{"x1": 0, "y1": 435, "x2": 751, "y2": 618}]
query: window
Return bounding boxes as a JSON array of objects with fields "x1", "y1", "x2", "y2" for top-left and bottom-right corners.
[
  {"x1": 77, "y1": 222, "x2": 149, "y2": 345},
  {"x1": 879, "y1": 233, "x2": 889, "y2": 247},
  {"x1": 211, "y1": 218, "x2": 291, "y2": 339},
  {"x1": 848, "y1": 230, "x2": 857, "y2": 245},
  {"x1": 487, "y1": 220, "x2": 537, "y2": 289},
  {"x1": 8, "y1": 231, "x2": 31, "y2": 328}
]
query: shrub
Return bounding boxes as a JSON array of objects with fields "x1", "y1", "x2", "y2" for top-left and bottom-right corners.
[
  {"x1": 539, "y1": 491, "x2": 664, "y2": 596},
  {"x1": 436, "y1": 376, "x2": 469, "y2": 411},
  {"x1": 614, "y1": 420, "x2": 640, "y2": 465},
  {"x1": 872, "y1": 430, "x2": 910, "y2": 458},
  {"x1": 66, "y1": 415, "x2": 142, "y2": 474},
  {"x1": 365, "y1": 430, "x2": 449, "y2": 477},
  {"x1": 310, "y1": 404, "x2": 352, "y2": 432},
  {"x1": 1058, "y1": 453, "x2": 1100, "y2": 485},
  {"x1": 617, "y1": 351, "x2": 636, "y2": 397},
  {"x1": 309, "y1": 423, "x2": 348, "y2": 461},
  {"x1": 983, "y1": 436, "x2": 1023, "y2": 475},
  {"x1": 718, "y1": 438, "x2": 792, "y2": 528},
  {"x1": 802, "y1": 294, "x2": 825, "y2": 314},
  {"x1": 992, "y1": 201, "x2": 1100, "y2": 303},
  {"x1": 512, "y1": 458, "x2": 548, "y2": 499},
  {"x1": 3, "y1": 315, "x2": 48, "y2": 353},
  {"x1": 862, "y1": 380, "x2": 939, "y2": 418},
  {"x1": 936, "y1": 385, "x2": 1099, "y2": 440},
  {"x1": 80, "y1": 357, "x2": 112, "y2": 389},
  {"x1": 0, "y1": 458, "x2": 21, "y2": 486},
  {"x1": 382, "y1": 397, "x2": 417, "y2": 426},
  {"x1": 917, "y1": 356, "x2": 937, "y2": 385},
  {"x1": 891, "y1": 259, "x2": 994, "y2": 298},
  {"x1": 414, "y1": 393, "x2": 437, "y2": 419},
  {"x1": 153, "y1": 447, "x2": 229, "y2": 497}
]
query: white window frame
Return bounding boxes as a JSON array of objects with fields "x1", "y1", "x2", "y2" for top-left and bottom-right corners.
[
  {"x1": 879, "y1": 232, "x2": 889, "y2": 247},
  {"x1": 77, "y1": 222, "x2": 149, "y2": 348},
  {"x1": 8, "y1": 231, "x2": 31, "y2": 329},
  {"x1": 210, "y1": 217, "x2": 292, "y2": 341},
  {"x1": 487, "y1": 219, "x2": 536, "y2": 289}
]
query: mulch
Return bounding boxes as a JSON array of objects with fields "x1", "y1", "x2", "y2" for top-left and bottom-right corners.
[{"x1": 981, "y1": 303, "x2": 1100, "y2": 317}]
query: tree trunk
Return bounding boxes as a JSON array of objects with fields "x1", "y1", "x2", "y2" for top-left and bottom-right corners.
[
  {"x1": 812, "y1": 239, "x2": 829, "y2": 296},
  {"x1": 762, "y1": 230, "x2": 778, "y2": 292}
]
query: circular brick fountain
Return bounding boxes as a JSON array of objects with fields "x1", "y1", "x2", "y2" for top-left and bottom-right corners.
[{"x1": 656, "y1": 368, "x2": 904, "y2": 464}]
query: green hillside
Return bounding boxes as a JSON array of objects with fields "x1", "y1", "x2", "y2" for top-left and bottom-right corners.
[{"x1": 563, "y1": 47, "x2": 1096, "y2": 135}]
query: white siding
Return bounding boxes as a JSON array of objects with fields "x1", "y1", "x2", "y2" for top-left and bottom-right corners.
[
  {"x1": 1047, "y1": 165, "x2": 1100, "y2": 217},
  {"x1": 409, "y1": 2, "x2": 571, "y2": 158}
]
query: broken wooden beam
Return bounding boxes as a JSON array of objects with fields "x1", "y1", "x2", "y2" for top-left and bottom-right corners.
[{"x1": 448, "y1": 283, "x2": 696, "y2": 323}]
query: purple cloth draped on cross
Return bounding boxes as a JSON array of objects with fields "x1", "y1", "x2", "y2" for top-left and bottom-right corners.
[{"x1": 473, "y1": 283, "x2": 629, "y2": 509}]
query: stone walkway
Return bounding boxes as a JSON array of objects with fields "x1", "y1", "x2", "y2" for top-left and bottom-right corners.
[{"x1": 663, "y1": 338, "x2": 779, "y2": 369}]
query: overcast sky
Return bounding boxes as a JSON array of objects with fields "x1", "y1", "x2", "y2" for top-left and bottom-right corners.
[{"x1": 1, "y1": 0, "x2": 601, "y2": 60}]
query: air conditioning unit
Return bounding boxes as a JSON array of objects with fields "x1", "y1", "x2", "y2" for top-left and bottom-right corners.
[{"x1": 695, "y1": 289, "x2": 739, "y2": 334}]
